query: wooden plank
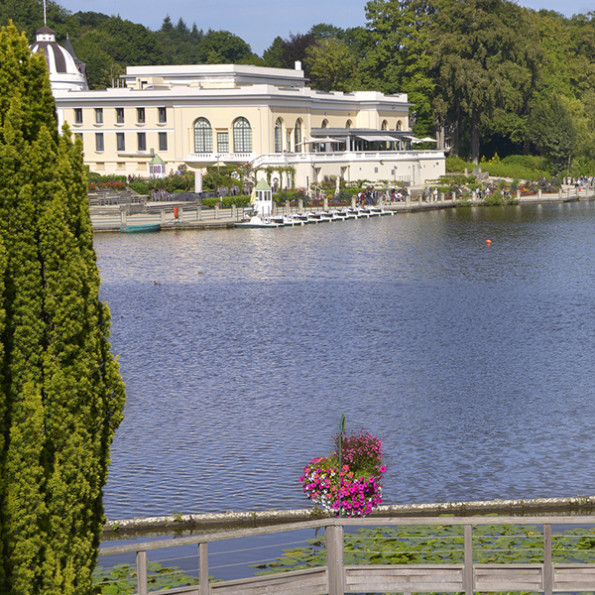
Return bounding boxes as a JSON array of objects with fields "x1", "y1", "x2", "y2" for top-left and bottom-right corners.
[
  {"x1": 326, "y1": 524, "x2": 344, "y2": 595},
  {"x1": 136, "y1": 551, "x2": 148, "y2": 595},
  {"x1": 345, "y1": 565, "x2": 463, "y2": 592},
  {"x1": 554, "y1": 564, "x2": 595, "y2": 589},
  {"x1": 464, "y1": 523, "x2": 473, "y2": 595},
  {"x1": 211, "y1": 568, "x2": 327, "y2": 595},
  {"x1": 544, "y1": 523, "x2": 552, "y2": 595},
  {"x1": 198, "y1": 542, "x2": 209, "y2": 595},
  {"x1": 150, "y1": 588, "x2": 199, "y2": 595},
  {"x1": 475, "y1": 564, "x2": 543, "y2": 590}
]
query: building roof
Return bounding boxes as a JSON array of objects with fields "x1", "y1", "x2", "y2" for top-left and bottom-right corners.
[
  {"x1": 30, "y1": 26, "x2": 88, "y2": 91},
  {"x1": 255, "y1": 178, "x2": 271, "y2": 191},
  {"x1": 121, "y1": 63, "x2": 307, "y2": 90}
]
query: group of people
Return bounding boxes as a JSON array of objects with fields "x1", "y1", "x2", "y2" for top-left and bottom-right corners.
[{"x1": 566, "y1": 176, "x2": 594, "y2": 189}]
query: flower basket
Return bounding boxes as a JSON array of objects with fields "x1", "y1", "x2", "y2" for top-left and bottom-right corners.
[{"x1": 300, "y1": 430, "x2": 386, "y2": 517}]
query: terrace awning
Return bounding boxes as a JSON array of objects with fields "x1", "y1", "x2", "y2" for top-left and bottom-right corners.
[
  {"x1": 302, "y1": 137, "x2": 346, "y2": 144},
  {"x1": 356, "y1": 135, "x2": 399, "y2": 142}
]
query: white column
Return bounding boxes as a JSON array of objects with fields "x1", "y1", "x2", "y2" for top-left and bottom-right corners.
[{"x1": 195, "y1": 170, "x2": 203, "y2": 193}]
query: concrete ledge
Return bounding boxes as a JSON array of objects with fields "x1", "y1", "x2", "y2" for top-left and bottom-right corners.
[{"x1": 103, "y1": 495, "x2": 595, "y2": 537}]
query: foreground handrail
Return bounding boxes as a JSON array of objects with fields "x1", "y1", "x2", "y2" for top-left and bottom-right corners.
[{"x1": 99, "y1": 515, "x2": 595, "y2": 594}]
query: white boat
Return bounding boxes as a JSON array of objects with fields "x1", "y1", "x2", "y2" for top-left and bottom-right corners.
[
  {"x1": 236, "y1": 206, "x2": 394, "y2": 229},
  {"x1": 235, "y1": 215, "x2": 282, "y2": 228},
  {"x1": 293, "y1": 213, "x2": 313, "y2": 223}
]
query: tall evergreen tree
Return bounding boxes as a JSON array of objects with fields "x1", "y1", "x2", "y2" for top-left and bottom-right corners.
[{"x1": 0, "y1": 22, "x2": 125, "y2": 594}]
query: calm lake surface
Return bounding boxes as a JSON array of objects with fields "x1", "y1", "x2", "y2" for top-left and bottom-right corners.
[{"x1": 94, "y1": 202, "x2": 595, "y2": 521}]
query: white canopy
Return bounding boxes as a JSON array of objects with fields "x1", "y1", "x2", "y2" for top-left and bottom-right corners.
[
  {"x1": 356, "y1": 135, "x2": 399, "y2": 142},
  {"x1": 301, "y1": 137, "x2": 346, "y2": 144},
  {"x1": 408, "y1": 136, "x2": 437, "y2": 144}
]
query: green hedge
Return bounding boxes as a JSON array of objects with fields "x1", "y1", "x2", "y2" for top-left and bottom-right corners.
[
  {"x1": 446, "y1": 154, "x2": 552, "y2": 181},
  {"x1": 201, "y1": 196, "x2": 251, "y2": 208}
]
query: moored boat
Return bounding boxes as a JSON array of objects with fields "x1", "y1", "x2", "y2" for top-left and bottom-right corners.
[
  {"x1": 235, "y1": 215, "x2": 282, "y2": 228},
  {"x1": 120, "y1": 223, "x2": 161, "y2": 233}
]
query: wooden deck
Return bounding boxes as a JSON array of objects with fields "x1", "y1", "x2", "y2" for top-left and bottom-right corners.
[{"x1": 98, "y1": 515, "x2": 595, "y2": 594}]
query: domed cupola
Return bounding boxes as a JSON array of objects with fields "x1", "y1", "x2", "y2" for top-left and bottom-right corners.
[{"x1": 30, "y1": 25, "x2": 88, "y2": 91}]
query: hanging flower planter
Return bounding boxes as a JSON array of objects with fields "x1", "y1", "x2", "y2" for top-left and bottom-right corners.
[{"x1": 300, "y1": 430, "x2": 386, "y2": 517}]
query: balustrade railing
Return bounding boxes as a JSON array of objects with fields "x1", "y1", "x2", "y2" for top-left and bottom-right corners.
[{"x1": 97, "y1": 514, "x2": 595, "y2": 595}]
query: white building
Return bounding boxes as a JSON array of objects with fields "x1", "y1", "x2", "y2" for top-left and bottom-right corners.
[{"x1": 33, "y1": 29, "x2": 445, "y2": 191}]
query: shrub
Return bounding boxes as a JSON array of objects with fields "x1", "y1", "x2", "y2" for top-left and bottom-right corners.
[{"x1": 201, "y1": 196, "x2": 251, "y2": 208}]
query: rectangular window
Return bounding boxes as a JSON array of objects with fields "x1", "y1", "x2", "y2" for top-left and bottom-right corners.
[
  {"x1": 117, "y1": 132, "x2": 125, "y2": 152},
  {"x1": 217, "y1": 131, "x2": 229, "y2": 153},
  {"x1": 158, "y1": 132, "x2": 167, "y2": 151},
  {"x1": 116, "y1": 107, "x2": 124, "y2": 123},
  {"x1": 158, "y1": 107, "x2": 167, "y2": 123},
  {"x1": 137, "y1": 107, "x2": 145, "y2": 124},
  {"x1": 95, "y1": 108, "x2": 103, "y2": 124},
  {"x1": 137, "y1": 132, "x2": 146, "y2": 151},
  {"x1": 74, "y1": 108, "x2": 83, "y2": 124},
  {"x1": 95, "y1": 133, "x2": 104, "y2": 152}
]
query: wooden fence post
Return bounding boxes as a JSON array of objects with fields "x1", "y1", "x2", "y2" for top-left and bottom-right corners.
[
  {"x1": 326, "y1": 524, "x2": 345, "y2": 595},
  {"x1": 136, "y1": 550, "x2": 148, "y2": 595},
  {"x1": 464, "y1": 524, "x2": 473, "y2": 595},
  {"x1": 199, "y1": 542, "x2": 209, "y2": 595},
  {"x1": 544, "y1": 524, "x2": 553, "y2": 595}
]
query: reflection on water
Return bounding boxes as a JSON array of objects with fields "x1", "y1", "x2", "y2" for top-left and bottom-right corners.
[{"x1": 95, "y1": 202, "x2": 595, "y2": 519}]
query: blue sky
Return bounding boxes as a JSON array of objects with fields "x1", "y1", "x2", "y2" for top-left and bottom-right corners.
[{"x1": 56, "y1": 0, "x2": 593, "y2": 55}]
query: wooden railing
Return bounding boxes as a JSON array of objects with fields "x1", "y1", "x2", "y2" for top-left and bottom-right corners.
[{"x1": 98, "y1": 515, "x2": 595, "y2": 594}]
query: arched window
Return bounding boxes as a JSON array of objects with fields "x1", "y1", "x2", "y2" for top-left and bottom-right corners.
[
  {"x1": 381, "y1": 120, "x2": 388, "y2": 130},
  {"x1": 321, "y1": 119, "x2": 329, "y2": 129},
  {"x1": 294, "y1": 119, "x2": 302, "y2": 152},
  {"x1": 194, "y1": 118, "x2": 212, "y2": 153},
  {"x1": 233, "y1": 117, "x2": 252, "y2": 153},
  {"x1": 274, "y1": 118, "x2": 283, "y2": 153},
  {"x1": 345, "y1": 119, "x2": 352, "y2": 129},
  {"x1": 396, "y1": 120, "x2": 403, "y2": 131}
]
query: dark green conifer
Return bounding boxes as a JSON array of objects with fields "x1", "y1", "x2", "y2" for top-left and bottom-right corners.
[{"x1": 0, "y1": 22, "x2": 125, "y2": 594}]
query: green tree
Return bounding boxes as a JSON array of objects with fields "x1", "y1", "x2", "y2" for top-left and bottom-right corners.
[
  {"x1": 274, "y1": 32, "x2": 317, "y2": 76},
  {"x1": 263, "y1": 36, "x2": 284, "y2": 67},
  {"x1": 305, "y1": 38, "x2": 358, "y2": 91},
  {"x1": 432, "y1": 0, "x2": 537, "y2": 162},
  {"x1": 528, "y1": 93, "x2": 577, "y2": 171},
  {"x1": 0, "y1": 0, "x2": 69, "y2": 41},
  {"x1": 364, "y1": 0, "x2": 438, "y2": 136},
  {"x1": 0, "y1": 23, "x2": 125, "y2": 594},
  {"x1": 197, "y1": 29, "x2": 254, "y2": 64}
]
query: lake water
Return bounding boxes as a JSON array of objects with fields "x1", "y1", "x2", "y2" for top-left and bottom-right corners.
[{"x1": 94, "y1": 202, "x2": 595, "y2": 521}]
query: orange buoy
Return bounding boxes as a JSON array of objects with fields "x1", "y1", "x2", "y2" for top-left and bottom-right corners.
[
  {"x1": 173, "y1": 206, "x2": 179, "y2": 218},
  {"x1": 486, "y1": 239, "x2": 492, "y2": 245}
]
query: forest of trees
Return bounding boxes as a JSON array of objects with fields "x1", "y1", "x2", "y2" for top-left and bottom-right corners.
[{"x1": 1, "y1": 0, "x2": 594, "y2": 172}]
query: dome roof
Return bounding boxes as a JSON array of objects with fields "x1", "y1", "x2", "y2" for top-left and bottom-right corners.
[{"x1": 30, "y1": 26, "x2": 88, "y2": 91}]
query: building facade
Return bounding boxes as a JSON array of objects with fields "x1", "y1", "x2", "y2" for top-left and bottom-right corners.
[{"x1": 37, "y1": 32, "x2": 444, "y2": 191}]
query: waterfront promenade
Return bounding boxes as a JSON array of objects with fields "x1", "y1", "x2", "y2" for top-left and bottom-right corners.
[{"x1": 90, "y1": 186, "x2": 594, "y2": 232}]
